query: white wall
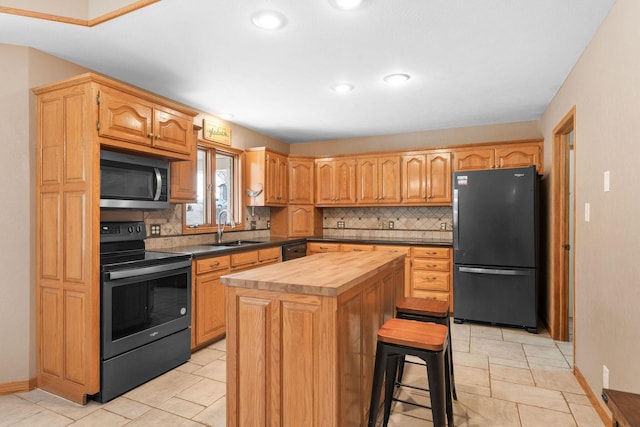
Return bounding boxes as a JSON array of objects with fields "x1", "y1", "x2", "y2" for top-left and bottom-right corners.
[{"x1": 540, "y1": 0, "x2": 640, "y2": 396}]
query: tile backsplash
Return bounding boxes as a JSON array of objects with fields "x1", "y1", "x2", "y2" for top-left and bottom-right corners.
[{"x1": 322, "y1": 206, "x2": 453, "y2": 241}]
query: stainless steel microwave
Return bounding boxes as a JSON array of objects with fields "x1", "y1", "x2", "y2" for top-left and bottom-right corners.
[{"x1": 100, "y1": 150, "x2": 170, "y2": 210}]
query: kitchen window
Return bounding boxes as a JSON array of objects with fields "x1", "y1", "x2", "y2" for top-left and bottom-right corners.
[{"x1": 184, "y1": 143, "x2": 243, "y2": 233}]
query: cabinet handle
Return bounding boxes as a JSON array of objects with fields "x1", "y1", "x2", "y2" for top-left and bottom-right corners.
[
  {"x1": 353, "y1": 248, "x2": 363, "y2": 251},
  {"x1": 426, "y1": 264, "x2": 437, "y2": 268},
  {"x1": 209, "y1": 262, "x2": 220, "y2": 267},
  {"x1": 147, "y1": 133, "x2": 154, "y2": 138}
]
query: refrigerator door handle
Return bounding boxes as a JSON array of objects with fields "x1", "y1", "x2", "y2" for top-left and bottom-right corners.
[
  {"x1": 458, "y1": 266, "x2": 530, "y2": 276},
  {"x1": 453, "y1": 188, "x2": 459, "y2": 250}
]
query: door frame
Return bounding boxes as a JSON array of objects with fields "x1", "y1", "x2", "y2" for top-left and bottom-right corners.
[{"x1": 550, "y1": 106, "x2": 576, "y2": 343}]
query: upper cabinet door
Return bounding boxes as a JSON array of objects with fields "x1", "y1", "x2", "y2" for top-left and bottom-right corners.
[
  {"x1": 315, "y1": 159, "x2": 336, "y2": 205},
  {"x1": 425, "y1": 152, "x2": 451, "y2": 205},
  {"x1": 289, "y1": 157, "x2": 314, "y2": 204},
  {"x1": 452, "y1": 148, "x2": 495, "y2": 171},
  {"x1": 402, "y1": 154, "x2": 427, "y2": 203},
  {"x1": 495, "y1": 144, "x2": 542, "y2": 173},
  {"x1": 334, "y1": 158, "x2": 357, "y2": 204},
  {"x1": 264, "y1": 152, "x2": 287, "y2": 205},
  {"x1": 152, "y1": 106, "x2": 192, "y2": 155},
  {"x1": 98, "y1": 86, "x2": 153, "y2": 147},
  {"x1": 377, "y1": 156, "x2": 401, "y2": 204},
  {"x1": 356, "y1": 157, "x2": 378, "y2": 204}
]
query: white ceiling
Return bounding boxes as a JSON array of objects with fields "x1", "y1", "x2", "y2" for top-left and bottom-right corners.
[{"x1": 0, "y1": 0, "x2": 616, "y2": 143}]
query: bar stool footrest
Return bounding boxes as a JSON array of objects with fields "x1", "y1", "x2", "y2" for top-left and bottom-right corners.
[{"x1": 391, "y1": 396, "x2": 432, "y2": 410}]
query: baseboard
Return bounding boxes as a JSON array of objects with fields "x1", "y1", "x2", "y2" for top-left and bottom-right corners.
[
  {"x1": 0, "y1": 378, "x2": 36, "y2": 396},
  {"x1": 574, "y1": 365, "x2": 611, "y2": 425}
]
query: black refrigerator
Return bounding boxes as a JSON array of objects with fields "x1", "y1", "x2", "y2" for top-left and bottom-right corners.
[{"x1": 453, "y1": 166, "x2": 539, "y2": 333}]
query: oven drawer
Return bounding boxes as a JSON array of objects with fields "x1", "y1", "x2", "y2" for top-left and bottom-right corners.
[{"x1": 196, "y1": 255, "x2": 230, "y2": 275}]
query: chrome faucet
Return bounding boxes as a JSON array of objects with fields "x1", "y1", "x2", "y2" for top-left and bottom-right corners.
[{"x1": 217, "y1": 209, "x2": 236, "y2": 243}]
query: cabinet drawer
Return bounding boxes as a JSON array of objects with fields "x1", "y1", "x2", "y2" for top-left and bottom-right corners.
[
  {"x1": 374, "y1": 245, "x2": 411, "y2": 256},
  {"x1": 412, "y1": 247, "x2": 450, "y2": 259},
  {"x1": 307, "y1": 242, "x2": 340, "y2": 253},
  {"x1": 412, "y1": 271, "x2": 450, "y2": 292},
  {"x1": 412, "y1": 259, "x2": 450, "y2": 272},
  {"x1": 411, "y1": 289, "x2": 450, "y2": 303},
  {"x1": 259, "y1": 247, "x2": 281, "y2": 263},
  {"x1": 195, "y1": 255, "x2": 230, "y2": 275},
  {"x1": 341, "y1": 244, "x2": 374, "y2": 252},
  {"x1": 231, "y1": 250, "x2": 259, "y2": 269}
]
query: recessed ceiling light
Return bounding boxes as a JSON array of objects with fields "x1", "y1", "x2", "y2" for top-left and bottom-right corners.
[
  {"x1": 219, "y1": 113, "x2": 234, "y2": 120},
  {"x1": 383, "y1": 73, "x2": 411, "y2": 85},
  {"x1": 331, "y1": 83, "x2": 355, "y2": 93},
  {"x1": 251, "y1": 10, "x2": 287, "y2": 30},
  {"x1": 329, "y1": 0, "x2": 364, "y2": 11}
]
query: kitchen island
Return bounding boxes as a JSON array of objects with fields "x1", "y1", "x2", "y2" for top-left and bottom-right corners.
[{"x1": 221, "y1": 251, "x2": 406, "y2": 427}]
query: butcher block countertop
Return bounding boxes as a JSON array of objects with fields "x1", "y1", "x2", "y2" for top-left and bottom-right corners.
[{"x1": 220, "y1": 251, "x2": 406, "y2": 297}]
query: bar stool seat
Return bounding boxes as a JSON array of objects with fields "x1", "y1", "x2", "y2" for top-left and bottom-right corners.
[
  {"x1": 395, "y1": 297, "x2": 457, "y2": 400},
  {"x1": 368, "y1": 318, "x2": 454, "y2": 427}
]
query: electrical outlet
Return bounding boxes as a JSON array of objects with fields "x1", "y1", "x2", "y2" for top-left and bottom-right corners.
[
  {"x1": 150, "y1": 224, "x2": 161, "y2": 236},
  {"x1": 440, "y1": 222, "x2": 447, "y2": 231},
  {"x1": 250, "y1": 221, "x2": 256, "y2": 230},
  {"x1": 382, "y1": 220, "x2": 388, "y2": 229},
  {"x1": 337, "y1": 221, "x2": 345, "y2": 229},
  {"x1": 603, "y1": 365, "x2": 610, "y2": 388},
  {"x1": 266, "y1": 220, "x2": 271, "y2": 229},
  {"x1": 388, "y1": 221, "x2": 394, "y2": 229}
]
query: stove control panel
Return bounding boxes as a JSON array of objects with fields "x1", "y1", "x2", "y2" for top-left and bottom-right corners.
[{"x1": 100, "y1": 221, "x2": 147, "y2": 242}]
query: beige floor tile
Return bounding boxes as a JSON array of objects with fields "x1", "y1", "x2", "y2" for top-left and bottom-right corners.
[
  {"x1": 455, "y1": 365, "x2": 490, "y2": 389},
  {"x1": 503, "y1": 330, "x2": 558, "y2": 347},
  {"x1": 492, "y1": 379, "x2": 570, "y2": 413},
  {"x1": 470, "y1": 324, "x2": 503, "y2": 339},
  {"x1": 490, "y1": 364, "x2": 535, "y2": 386},
  {"x1": 555, "y1": 341, "x2": 574, "y2": 356},
  {"x1": 175, "y1": 361, "x2": 205, "y2": 374},
  {"x1": 68, "y1": 409, "x2": 129, "y2": 427},
  {"x1": 563, "y1": 392, "x2": 592, "y2": 406},
  {"x1": 518, "y1": 404, "x2": 576, "y2": 427},
  {"x1": 158, "y1": 397, "x2": 206, "y2": 419},
  {"x1": 103, "y1": 396, "x2": 151, "y2": 419},
  {"x1": 451, "y1": 321, "x2": 471, "y2": 339},
  {"x1": 527, "y1": 355, "x2": 571, "y2": 369},
  {"x1": 453, "y1": 391, "x2": 520, "y2": 427},
  {"x1": 531, "y1": 367, "x2": 584, "y2": 394},
  {"x1": 453, "y1": 337, "x2": 470, "y2": 352},
  {"x1": 455, "y1": 381, "x2": 491, "y2": 397},
  {"x1": 379, "y1": 411, "x2": 433, "y2": 427},
  {"x1": 190, "y1": 348, "x2": 225, "y2": 366},
  {"x1": 193, "y1": 359, "x2": 226, "y2": 382},
  {"x1": 524, "y1": 344, "x2": 567, "y2": 361},
  {"x1": 177, "y1": 378, "x2": 226, "y2": 407},
  {"x1": 9, "y1": 408, "x2": 73, "y2": 427},
  {"x1": 453, "y1": 350, "x2": 489, "y2": 369},
  {"x1": 470, "y1": 336, "x2": 527, "y2": 362},
  {"x1": 490, "y1": 356, "x2": 530, "y2": 370},
  {"x1": 124, "y1": 369, "x2": 202, "y2": 407},
  {"x1": 125, "y1": 408, "x2": 205, "y2": 426},
  {"x1": 36, "y1": 396, "x2": 102, "y2": 421},
  {"x1": 15, "y1": 388, "x2": 53, "y2": 404},
  {"x1": 208, "y1": 339, "x2": 227, "y2": 352},
  {"x1": 569, "y1": 402, "x2": 605, "y2": 427},
  {"x1": 192, "y1": 396, "x2": 226, "y2": 427},
  {"x1": 0, "y1": 394, "x2": 43, "y2": 426}
]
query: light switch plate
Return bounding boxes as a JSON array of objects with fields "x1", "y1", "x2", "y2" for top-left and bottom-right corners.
[{"x1": 585, "y1": 202, "x2": 590, "y2": 222}]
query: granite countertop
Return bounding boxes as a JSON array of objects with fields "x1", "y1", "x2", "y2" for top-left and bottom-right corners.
[
  {"x1": 220, "y1": 251, "x2": 406, "y2": 297},
  {"x1": 155, "y1": 235, "x2": 452, "y2": 258}
]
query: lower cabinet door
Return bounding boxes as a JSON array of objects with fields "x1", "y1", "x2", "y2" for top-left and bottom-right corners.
[{"x1": 196, "y1": 272, "x2": 226, "y2": 345}]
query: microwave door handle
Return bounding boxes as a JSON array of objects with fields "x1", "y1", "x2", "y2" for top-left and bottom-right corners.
[{"x1": 153, "y1": 167, "x2": 162, "y2": 201}]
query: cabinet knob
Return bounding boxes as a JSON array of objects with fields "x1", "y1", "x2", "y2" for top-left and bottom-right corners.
[
  {"x1": 147, "y1": 133, "x2": 154, "y2": 138},
  {"x1": 155, "y1": 135, "x2": 161, "y2": 140}
]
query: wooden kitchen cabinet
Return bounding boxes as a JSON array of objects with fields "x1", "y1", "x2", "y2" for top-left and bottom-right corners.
[
  {"x1": 193, "y1": 255, "x2": 230, "y2": 347},
  {"x1": 453, "y1": 140, "x2": 543, "y2": 174},
  {"x1": 288, "y1": 156, "x2": 315, "y2": 204},
  {"x1": 356, "y1": 155, "x2": 401, "y2": 205},
  {"x1": 33, "y1": 73, "x2": 198, "y2": 404},
  {"x1": 374, "y1": 245, "x2": 412, "y2": 297},
  {"x1": 270, "y1": 205, "x2": 322, "y2": 237},
  {"x1": 307, "y1": 242, "x2": 341, "y2": 255},
  {"x1": 245, "y1": 148, "x2": 288, "y2": 206},
  {"x1": 230, "y1": 246, "x2": 281, "y2": 272},
  {"x1": 315, "y1": 157, "x2": 357, "y2": 205},
  {"x1": 401, "y1": 151, "x2": 451, "y2": 205},
  {"x1": 410, "y1": 247, "x2": 453, "y2": 311},
  {"x1": 170, "y1": 125, "x2": 201, "y2": 203},
  {"x1": 98, "y1": 85, "x2": 194, "y2": 158}
]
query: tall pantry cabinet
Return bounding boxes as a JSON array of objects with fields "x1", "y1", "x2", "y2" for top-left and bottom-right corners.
[{"x1": 33, "y1": 73, "x2": 197, "y2": 404}]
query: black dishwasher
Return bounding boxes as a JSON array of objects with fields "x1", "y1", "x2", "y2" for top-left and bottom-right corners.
[{"x1": 282, "y1": 242, "x2": 307, "y2": 261}]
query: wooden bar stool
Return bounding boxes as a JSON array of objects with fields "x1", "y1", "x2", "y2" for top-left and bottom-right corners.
[
  {"x1": 395, "y1": 297, "x2": 457, "y2": 400},
  {"x1": 368, "y1": 318, "x2": 454, "y2": 427}
]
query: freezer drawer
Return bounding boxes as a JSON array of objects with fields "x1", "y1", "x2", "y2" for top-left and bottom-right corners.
[{"x1": 453, "y1": 265, "x2": 538, "y2": 332}]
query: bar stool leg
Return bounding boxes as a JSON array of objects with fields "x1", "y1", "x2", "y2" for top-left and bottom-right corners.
[
  {"x1": 447, "y1": 319, "x2": 457, "y2": 400},
  {"x1": 425, "y1": 351, "x2": 447, "y2": 427},
  {"x1": 368, "y1": 341, "x2": 387, "y2": 427},
  {"x1": 444, "y1": 343, "x2": 454, "y2": 426},
  {"x1": 383, "y1": 355, "x2": 398, "y2": 426}
]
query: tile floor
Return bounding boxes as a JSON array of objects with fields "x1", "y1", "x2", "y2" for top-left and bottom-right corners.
[{"x1": 0, "y1": 323, "x2": 603, "y2": 426}]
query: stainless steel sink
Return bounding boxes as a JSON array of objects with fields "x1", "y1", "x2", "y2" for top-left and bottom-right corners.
[{"x1": 216, "y1": 240, "x2": 264, "y2": 247}]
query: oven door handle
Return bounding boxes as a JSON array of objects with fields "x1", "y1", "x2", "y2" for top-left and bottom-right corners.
[{"x1": 105, "y1": 259, "x2": 192, "y2": 281}]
